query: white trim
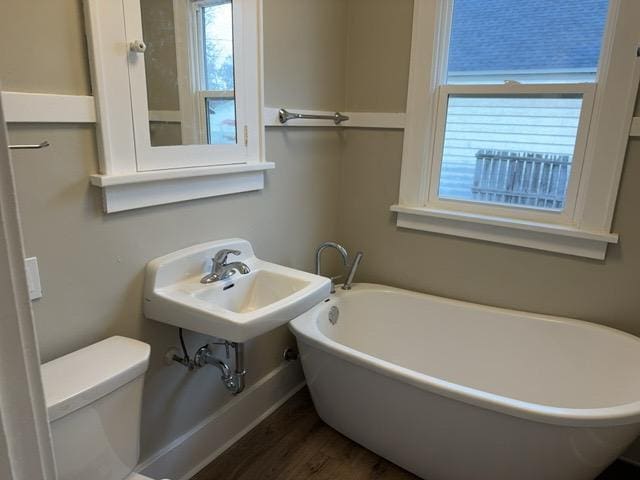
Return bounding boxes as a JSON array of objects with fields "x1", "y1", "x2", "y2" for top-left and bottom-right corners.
[
  {"x1": 137, "y1": 362, "x2": 305, "y2": 480},
  {"x1": 630, "y1": 117, "x2": 640, "y2": 137},
  {"x1": 148, "y1": 110, "x2": 182, "y2": 123},
  {"x1": 1, "y1": 91, "x2": 96, "y2": 123},
  {"x1": 447, "y1": 71, "x2": 597, "y2": 85},
  {"x1": 574, "y1": 0, "x2": 640, "y2": 230},
  {"x1": 346, "y1": 112, "x2": 406, "y2": 129},
  {"x1": 0, "y1": 91, "x2": 57, "y2": 480},
  {"x1": 395, "y1": 0, "x2": 640, "y2": 258},
  {"x1": 391, "y1": 205, "x2": 615, "y2": 260},
  {"x1": 263, "y1": 107, "x2": 406, "y2": 129},
  {"x1": 398, "y1": 0, "x2": 448, "y2": 206},
  {"x1": 90, "y1": 162, "x2": 274, "y2": 186},
  {"x1": 83, "y1": 0, "x2": 138, "y2": 175},
  {"x1": 92, "y1": 164, "x2": 274, "y2": 213}
]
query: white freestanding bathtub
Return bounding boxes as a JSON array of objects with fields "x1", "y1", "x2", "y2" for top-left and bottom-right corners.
[{"x1": 289, "y1": 284, "x2": 640, "y2": 480}]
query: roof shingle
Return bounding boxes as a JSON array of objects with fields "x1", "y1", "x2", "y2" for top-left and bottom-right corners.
[{"x1": 448, "y1": 0, "x2": 609, "y2": 74}]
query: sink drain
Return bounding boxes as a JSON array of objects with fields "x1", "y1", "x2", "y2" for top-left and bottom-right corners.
[{"x1": 328, "y1": 306, "x2": 339, "y2": 325}]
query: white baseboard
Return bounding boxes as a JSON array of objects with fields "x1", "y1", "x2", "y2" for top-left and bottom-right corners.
[{"x1": 137, "y1": 362, "x2": 305, "y2": 480}]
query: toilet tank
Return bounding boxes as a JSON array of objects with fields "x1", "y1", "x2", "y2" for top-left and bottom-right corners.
[{"x1": 41, "y1": 336, "x2": 151, "y2": 480}]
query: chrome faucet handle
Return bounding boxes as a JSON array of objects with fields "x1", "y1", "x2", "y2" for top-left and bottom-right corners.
[
  {"x1": 213, "y1": 249, "x2": 241, "y2": 266},
  {"x1": 329, "y1": 275, "x2": 344, "y2": 294}
]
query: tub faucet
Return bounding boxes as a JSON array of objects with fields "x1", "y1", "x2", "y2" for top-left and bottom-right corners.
[
  {"x1": 201, "y1": 249, "x2": 250, "y2": 284},
  {"x1": 342, "y1": 251, "x2": 363, "y2": 290},
  {"x1": 315, "y1": 241, "x2": 349, "y2": 293}
]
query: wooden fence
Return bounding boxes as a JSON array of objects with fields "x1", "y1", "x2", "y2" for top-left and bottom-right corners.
[{"x1": 472, "y1": 150, "x2": 571, "y2": 209}]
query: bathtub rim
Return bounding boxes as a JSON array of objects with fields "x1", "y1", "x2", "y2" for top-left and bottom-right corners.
[{"x1": 289, "y1": 283, "x2": 640, "y2": 428}]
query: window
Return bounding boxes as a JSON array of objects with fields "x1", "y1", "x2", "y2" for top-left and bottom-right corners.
[
  {"x1": 434, "y1": 0, "x2": 606, "y2": 214},
  {"x1": 393, "y1": 0, "x2": 640, "y2": 259}
]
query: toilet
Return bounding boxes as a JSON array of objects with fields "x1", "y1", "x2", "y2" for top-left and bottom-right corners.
[{"x1": 41, "y1": 336, "x2": 165, "y2": 480}]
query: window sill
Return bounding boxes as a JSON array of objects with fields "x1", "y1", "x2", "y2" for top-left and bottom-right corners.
[
  {"x1": 390, "y1": 205, "x2": 618, "y2": 260},
  {"x1": 90, "y1": 163, "x2": 275, "y2": 213}
]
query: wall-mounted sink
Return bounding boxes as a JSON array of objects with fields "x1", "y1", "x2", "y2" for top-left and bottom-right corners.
[{"x1": 143, "y1": 239, "x2": 331, "y2": 342}]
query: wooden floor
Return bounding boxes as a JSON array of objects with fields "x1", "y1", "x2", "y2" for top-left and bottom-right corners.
[{"x1": 191, "y1": 388, "x2": 639, "y2": 480}]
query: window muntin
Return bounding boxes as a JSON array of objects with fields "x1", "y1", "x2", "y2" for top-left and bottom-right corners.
[{"x1": 432, "y1": 0, "x2": 609, "y2": 215}]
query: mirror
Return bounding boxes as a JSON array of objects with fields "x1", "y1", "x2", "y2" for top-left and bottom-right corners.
[{"x1": 140, "y1": 0, "x2": 237, "y2": 147}]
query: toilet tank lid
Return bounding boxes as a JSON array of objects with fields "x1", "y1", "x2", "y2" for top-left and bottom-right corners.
[{"x1": 42, "y1": 336, "x2": 150, "y2": 422}]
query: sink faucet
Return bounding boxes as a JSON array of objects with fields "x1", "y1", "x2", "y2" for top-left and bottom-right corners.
[
  {"x1": 315, "y1": 242, "x2": 349, "y2": 293},
  {"x1": 201, "y1": 249, "x2": 251, "y2": 284}
]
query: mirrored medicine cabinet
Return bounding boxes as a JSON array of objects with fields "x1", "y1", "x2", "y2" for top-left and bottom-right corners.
[{"x1": 84, "y1": 0, "x2": 271, "y2": 213}]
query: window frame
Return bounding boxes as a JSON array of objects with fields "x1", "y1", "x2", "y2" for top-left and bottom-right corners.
[{"x1": 392, "y1": 0, "x2": 640, "y2": 259}]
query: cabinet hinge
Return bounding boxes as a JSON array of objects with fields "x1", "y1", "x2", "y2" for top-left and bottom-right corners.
[{"x1": 244, "y1": 126, "x2": 248, "y2": 146}]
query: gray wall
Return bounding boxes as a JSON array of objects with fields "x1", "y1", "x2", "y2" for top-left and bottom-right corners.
[{"x1": 1, "y1": 0, "x2": 345, "y2": 462}]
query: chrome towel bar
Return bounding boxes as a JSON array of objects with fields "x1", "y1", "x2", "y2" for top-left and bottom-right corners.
[
  {"x1": 278, "y1": 108, "x2": 349, "y2": 125},
  {"x1": 9, "y1": 141, "x2": 50, "y2": 150}
]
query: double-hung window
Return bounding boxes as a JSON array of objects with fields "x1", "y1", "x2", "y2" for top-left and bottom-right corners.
[{"x1": 394, "y1": 0, "x2": 640, "y2": 259}]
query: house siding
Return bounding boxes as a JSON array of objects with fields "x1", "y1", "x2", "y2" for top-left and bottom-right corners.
[{"x1": 439, "y1": 95, "x2": 582, "y2": 202}]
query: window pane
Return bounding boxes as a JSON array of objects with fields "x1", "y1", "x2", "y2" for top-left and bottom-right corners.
[
  {"x1": 438, "y1": 94, "x2": 583, "y2": 211},
  {"x1": 447, "y1": 0, "x2": 609, "y2": 84},
  {"x1": 202, "y1": 1, "x2": 237, "y2": 146},
  {"x1": 206, "y1": 97, "x2": 237, "y2": 144},
  {"x1": 203, "y1": 2, "x2": 235, "y2": 91}
]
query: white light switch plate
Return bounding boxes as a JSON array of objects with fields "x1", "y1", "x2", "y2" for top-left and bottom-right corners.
[{"x1": 24, "y1": 257, "x2": 42, "y2": 300}]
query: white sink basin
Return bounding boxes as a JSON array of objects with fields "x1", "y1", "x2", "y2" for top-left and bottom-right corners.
[{"x1": 143, "y1": 239, "x2": 331, "y2": 342}]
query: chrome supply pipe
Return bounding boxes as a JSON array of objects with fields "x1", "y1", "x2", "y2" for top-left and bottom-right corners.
[
  {"x1": 193, "y1": 341, "x2": 246, "y2": 395},
  {"x1": 232, "y1": 342, "x2": 246, "y2": 394}
]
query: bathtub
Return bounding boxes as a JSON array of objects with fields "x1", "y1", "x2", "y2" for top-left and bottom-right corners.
[{"x1": 289, "y1": 284, "x2": 640, "y2": 480}]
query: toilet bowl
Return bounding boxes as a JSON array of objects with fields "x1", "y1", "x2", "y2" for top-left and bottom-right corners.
[{"x1": 41, "y1": 336, "x2": 169, "y2": 480}]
